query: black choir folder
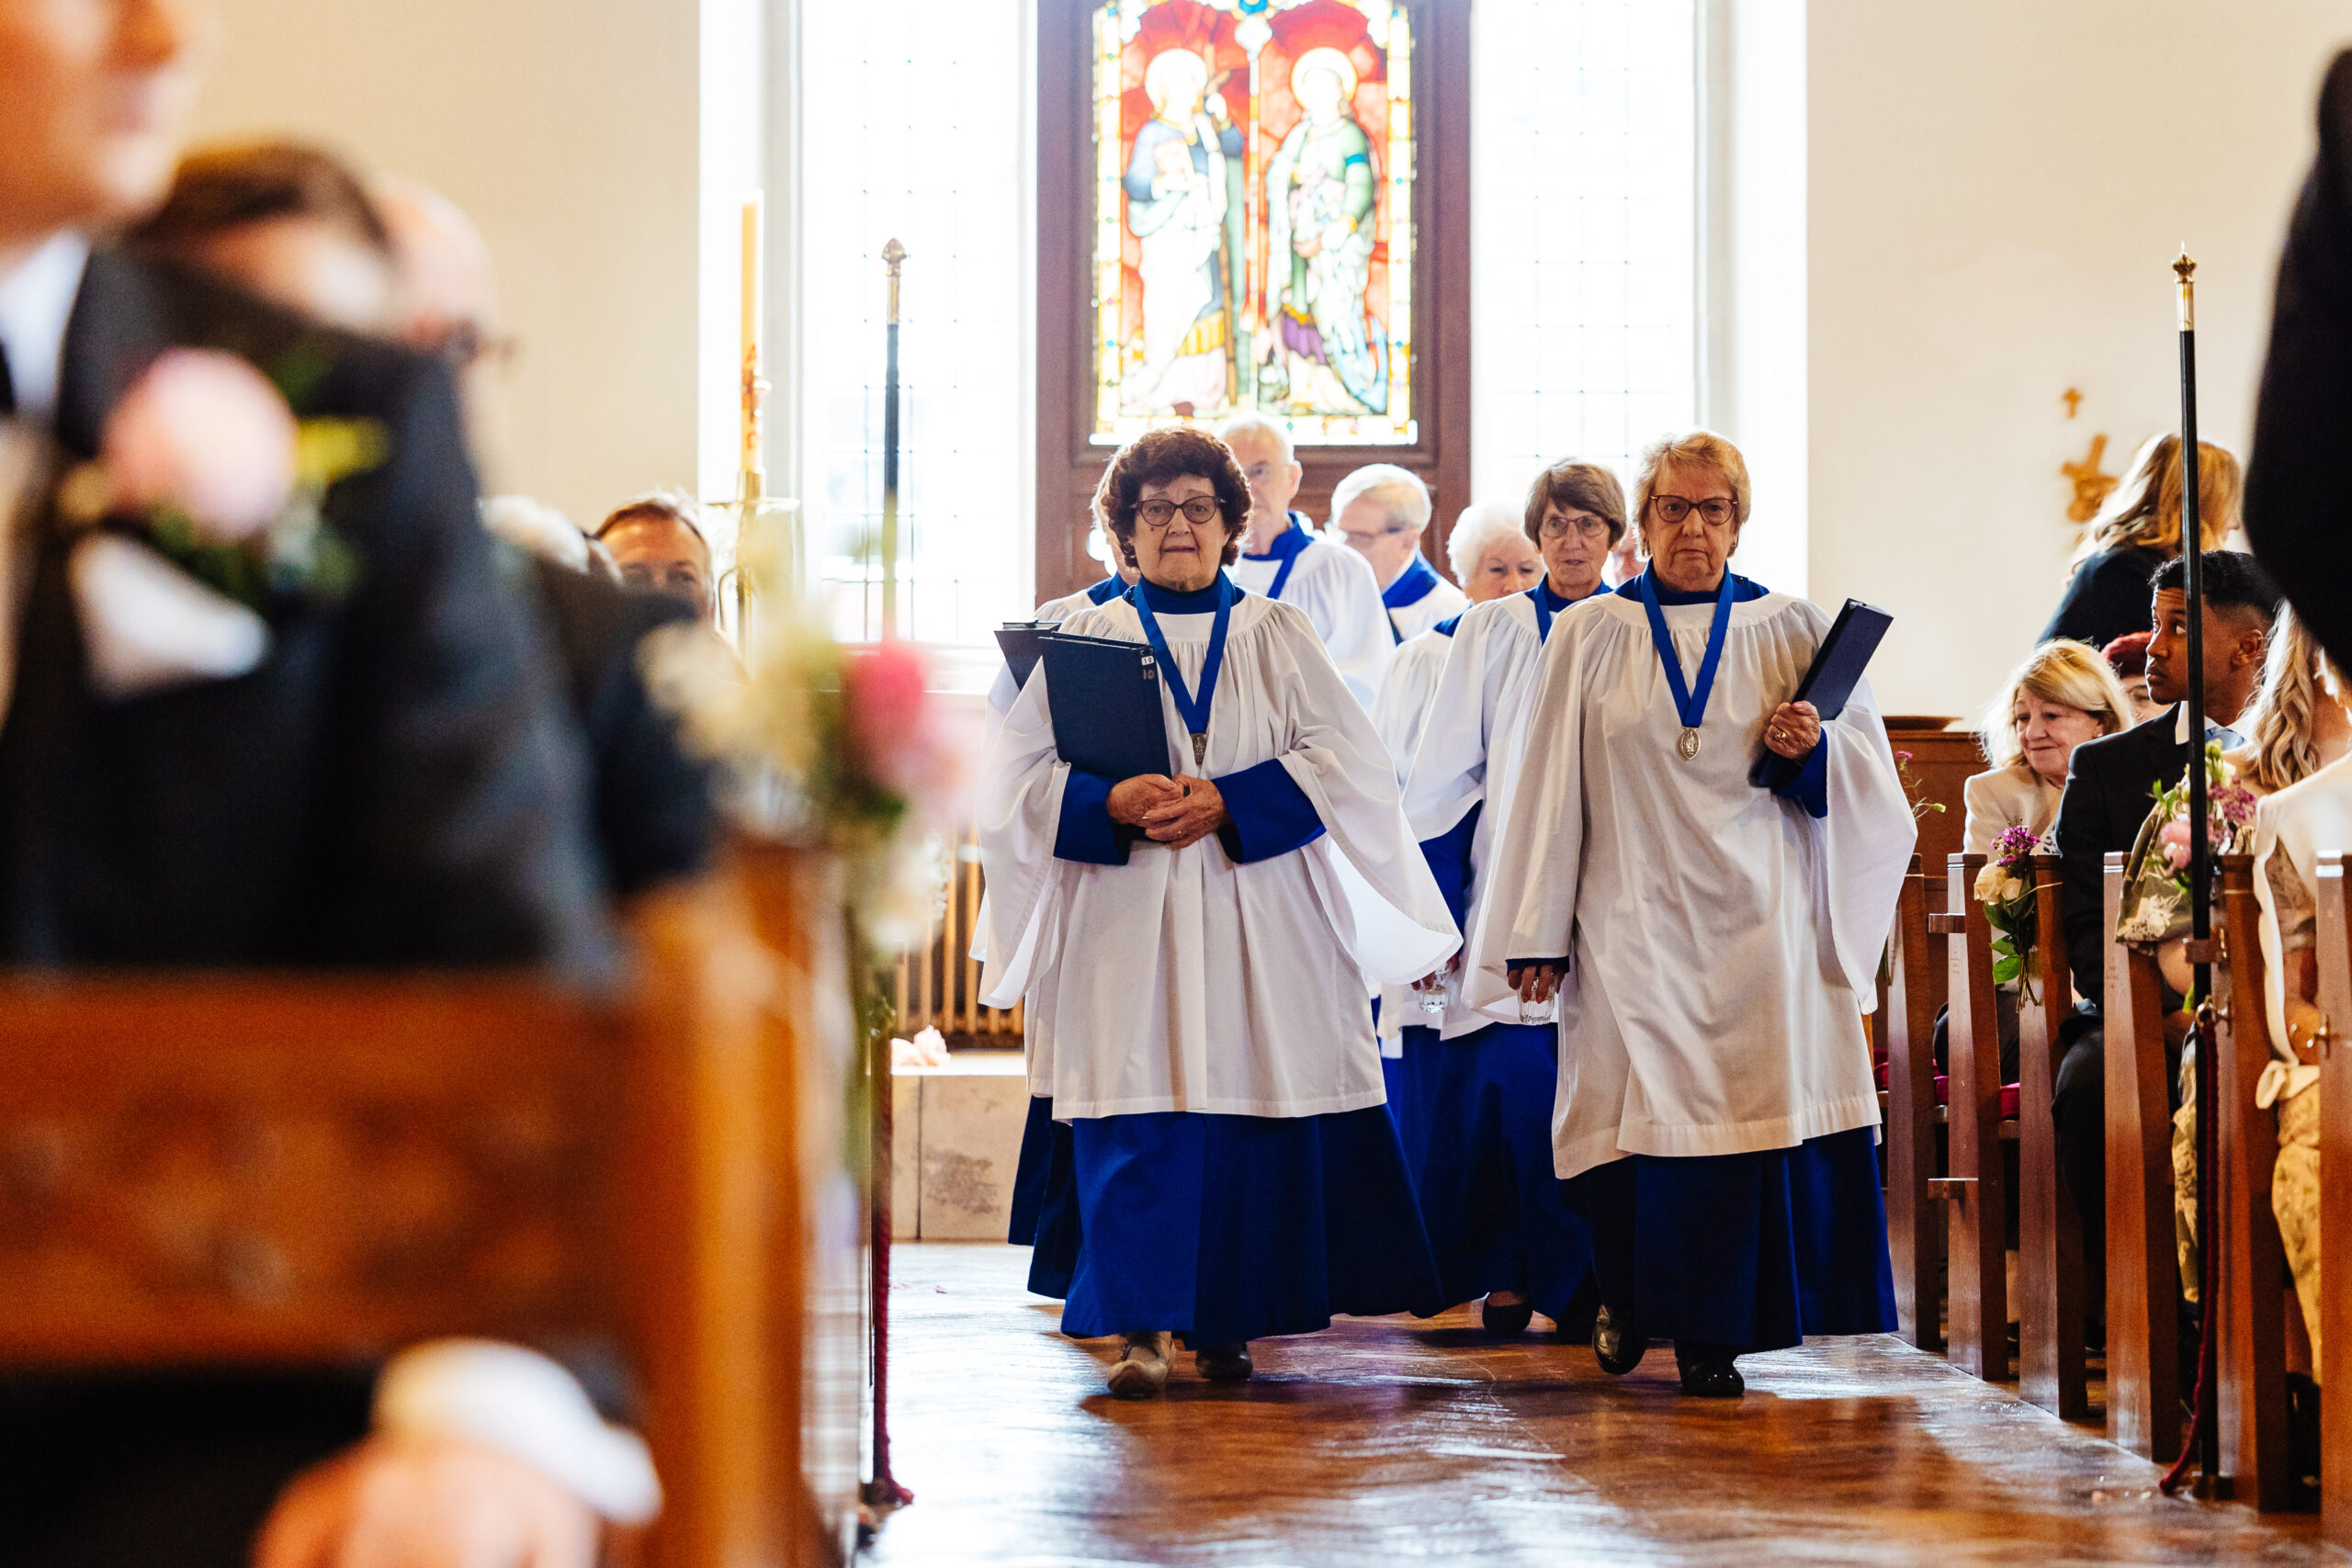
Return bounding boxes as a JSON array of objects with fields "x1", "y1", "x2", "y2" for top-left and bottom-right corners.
[
  {"x1": 993, "y1": 623, "x2": 1049, "y2": 689},
  {"x1": 1747, "y1": 598, "x2": 1894, "y2": 790},
  {"x1": 1038, "y1": 631, "x2": 1172, "y2": 782}
]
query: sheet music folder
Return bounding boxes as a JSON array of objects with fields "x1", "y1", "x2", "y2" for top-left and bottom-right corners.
[
  {"x1": 1039, "y1": 631, "x2": 1171, "y2": 782},
  {"x1": 993, "y1": 623, "x2": 1049, "y2": 690},
  {"x1": 1747, "y1": 598, "x2": 1894, "y2": 789}
]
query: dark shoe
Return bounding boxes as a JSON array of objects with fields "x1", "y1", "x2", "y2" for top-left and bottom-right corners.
[
  {"x1": 1194, "y1": 1342, "x2": 1253, "y2": 1382},
  {"x1": 1481, "y1": 1293, "x2": 1536, "y2": 1337},
  {"x1": 1674, "y1": 1341, "x2": 1746, "y2": 1397},
  {"x1": 1593, "y1": 1303, "x2": 1646, "y2": 1375}
]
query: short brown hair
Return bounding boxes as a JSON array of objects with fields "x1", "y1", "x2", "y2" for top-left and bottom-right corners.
[
  {"x1": 1522, "y1": 459, "x2": 1627, "y2": 548},
  {"x1": 130, "y1": 140, "x2": 391, "y2": 258},
  {"x1": 596, "y1": 490, "x2": 710, "y2": 560},
  {"x1": 1093, "y1": 427, "x2": 1250, "y2": 570}
]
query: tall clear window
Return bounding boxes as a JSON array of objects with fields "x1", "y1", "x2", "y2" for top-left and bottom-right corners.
[
  {"x1": 797, "y1": 0, "x2": 1031, "y2": 646},
  {"x1": 1470, "y1": 0, "x2": 1697, "y2": 505}
]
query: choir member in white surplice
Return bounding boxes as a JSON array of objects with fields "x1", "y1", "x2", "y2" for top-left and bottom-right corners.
[
  {"x1": 1367, "y1": 501, "x2": 1540, "y2": 784},
  {"x1": 981, "y1": 427, "x2": 1454, "y2": 1400},
  {"x1": 1220, "y1": 413, "x2": 1395, "y2": 706},
  {"x1": 1382, "y1": 462, "x2": 1623, "y2": 1338},
  {"x1": 1329, "y1": 462, "x2": 1468, "y2": 645},
  {"x1": 1471, "y1": 432, "x2": 1914, "y2": 1397}
]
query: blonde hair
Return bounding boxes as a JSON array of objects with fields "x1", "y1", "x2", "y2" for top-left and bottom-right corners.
[
  {"x1": 2239, "y1": 603, "x2": 2348, "y2": 795},
  {"x1": 1631, "y1": 431, "x2": 1751, "y2": 555},
  {"x1": 2072, "y1": 433, "x2": 2240, "y2": 566},
  {"x1": 1979, "y1": 640, "x2": 2133, "y2": 776}
]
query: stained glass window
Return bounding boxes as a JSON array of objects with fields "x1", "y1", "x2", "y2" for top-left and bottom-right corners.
[{"x1": 1091, "y1": 0, "x2": 1417, "y2": 446}]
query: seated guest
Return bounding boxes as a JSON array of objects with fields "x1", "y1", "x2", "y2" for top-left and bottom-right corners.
[
  {"x1": 1384, "y1": 467, "x2": 1624, "y2": 1338},
  {"x1": 2050, "y1": 550, "x2": 2278, "y2": 1328},
  {"x1": 1368, "y1": 500, "x2": 1537, "y2": 786},
  {"x1": 125, "y1": 140, "x2": 397, "y2": 332},
  {"x1": 1330, "y1": 461, "x2": 1467, "y2": 644},
  {"x1": 1962, "y1": 641, "x2": 2132, "y2": 854},
  {"x1": 2102, "y1": 630, "x2": 2163, "y2": 724},
  {"x1": 980, "y1": 426, "x2": 1453, "y2": 1398},
  {"x1": 0, "y1": 14, "x2": 670, "y2": 1563},
  {"x1": 595, "y1": 492, "x2": 715, "y2": 623},
  {"x1": 1474, "y1": 431, "x2": 1912, "y2": 1396},
  {"x1": 2041, "y1": 434, "x2": 2241, "y2": 651},
  {"x1": 1218, "y1": 412, "x2": 1393, "y2": 705},
  {"x1": 2227, "y1": 603, "x2": 2352, "y2": 799}
]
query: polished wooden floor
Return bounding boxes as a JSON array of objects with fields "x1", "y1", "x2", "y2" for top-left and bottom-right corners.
[{"x1": 866, "y1": 1244, "x2": 2335, "y2": 1567}]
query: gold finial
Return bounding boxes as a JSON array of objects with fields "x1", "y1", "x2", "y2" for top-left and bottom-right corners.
[
  {"x1": 883, "y1": 238, "x2": 907, "y2": 326},
  {"x1": 2173, "y1": 247, "x2": 2196, "y2": 332},
  {"x1": 2172, "y1": 249, "x2": 2196, "y2": 286}
]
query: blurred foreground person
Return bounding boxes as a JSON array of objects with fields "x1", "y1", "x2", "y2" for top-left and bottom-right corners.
[{"x1": 0, "y1": 2, "x2": 661, "y2": 1563}]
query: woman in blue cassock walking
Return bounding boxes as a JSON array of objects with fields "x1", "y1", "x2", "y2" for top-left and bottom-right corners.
[
  {"x1": 982, "y1": 427, "x2": 1455, "y2": 1399},
  {"x1": 1473, "y1": 432, "x2": 1913, "y2": 1395}
]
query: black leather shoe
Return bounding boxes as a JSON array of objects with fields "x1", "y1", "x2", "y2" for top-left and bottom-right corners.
[
  {"x1": 1194, "y1": 1342, "x2": 1253, "y2": 1382},
  {"x1": 1673, "y1": 1341, "x2": 1745, "y2": 1397},
  {"x1": 1481, "y1": 1293, "x2": 1536, "y2": 1337},
  {"x1": 1593, "y1": 1304, "x2": 1646, "y2": 1375}
]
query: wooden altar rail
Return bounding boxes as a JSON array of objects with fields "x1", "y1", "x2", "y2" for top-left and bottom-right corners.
[
  {"x1": 0, "y1": 848, "x2": 854, "y2": 1567},
  {"x1": 2314, "y1": 854, "x2": 2352, "y2": 1546},
  {"x1": 1883, "y1": 857, "x2": 1947, "y2": 1352},
  {"x1": 2105, "y1": 851, "x2": 2180, "y2": 1464},
  {"x1": 893, "y1": 823, "x2": 1022, "y2": 1043}
]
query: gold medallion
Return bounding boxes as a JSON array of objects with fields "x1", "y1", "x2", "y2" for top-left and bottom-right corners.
[
  {"x1": 1192, "y1": 732, "x2": 1209, "y2": 767},
  {"x1": 1678, "y1": 727, "x2": 1702, "y2": 761}
]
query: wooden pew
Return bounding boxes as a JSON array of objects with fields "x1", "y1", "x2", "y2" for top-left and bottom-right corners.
[
  {"x1": 2017, "y1": 852, "x2": 2087, "y2": 1417},
  {"x1": 0, "y1": 848, "x2": 855, "y2": 1567},
  {"x1": 2211, "y1": 852, "x2": 2292, "y2": 1507},
  {"x1": 2315, "y1": 853, "x2": 2352, "y2": 1547},
  {"x1": 1933, "y1": 852, "x2": 2007, "y2": 1380},
  {"x1": 2105, "y1": 851, "x2": 2181, "y2": 1463},
  {"x1": 1883, "y1": 856, "x2": 1946, "y2": 1351}
]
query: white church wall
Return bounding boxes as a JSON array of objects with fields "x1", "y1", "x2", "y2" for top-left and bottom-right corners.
[
  {"x1": 1802, "y1": 1, "x2": 2347, "y2": 719},
  {"x1": 190, "y1": 0, "x2": 710, "y2": 535}
]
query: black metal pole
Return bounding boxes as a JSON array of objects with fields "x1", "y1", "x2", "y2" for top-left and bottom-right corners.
[{"x1": 881, "y1": 239, "x2": 905, "y2": 641}]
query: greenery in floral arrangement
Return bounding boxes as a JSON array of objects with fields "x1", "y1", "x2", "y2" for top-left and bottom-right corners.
[
  {"x1": 1973, "y1": 824, "x2": 2041, "y2": 991},
  {"x1": 1894, "y1": 750, "x2": 1947, "y2": 822}
]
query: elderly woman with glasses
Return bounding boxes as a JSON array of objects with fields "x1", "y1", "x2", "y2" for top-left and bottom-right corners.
[
  {"x1": 981, "y1": 426, "x2": 1454, "y2": 1400},
  {"x1": 1470, "y1": 431, "x2": 1915, "y2": 1396},
  {"x1": 1365, "y1": 460, "x2": 1627, "y2": 1337}
]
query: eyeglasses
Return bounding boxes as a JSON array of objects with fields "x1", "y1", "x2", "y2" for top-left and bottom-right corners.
[
  {"x1": 1538, "y1": 512, "x2": 1611, "y2": 541},
  {"x1": 1648, "y1": 494, "x2": 1737, "y2": 526},
  {"x1": 1135, "y1": 496, "x2": 1224, "y2": 528}
]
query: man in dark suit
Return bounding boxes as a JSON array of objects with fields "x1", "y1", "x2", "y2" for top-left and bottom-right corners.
[
  {"x1": 2049, "y1": 549, "x2": 2278, "y2": 1325},
  {"x1": 0, "y1": 1, "x2": 633, "y2": 1562},
  {"x1": 2245, "y1": 50, "x2": 2352, "y2": 675}
]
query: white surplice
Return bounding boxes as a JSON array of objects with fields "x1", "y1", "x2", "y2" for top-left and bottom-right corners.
[
  {"x1": 1368, "y1": 626, "x2": 1452, "y2": 789},
  {"x1": 1383, "y1": 592, "x2": 1567, "y2": 1041},
  {"x1": 1231, "y1": 527, "x2": 1395, "y2": 708},
  {"x1": 1468, "y1": 588, "x2": 1916, "y2": 1179},
  {"x1": 1385, "y1": 573, "x2": 1468, "y2": 644},
  {"x1": 979, "y1": 591, "x2": 1459, "y2": 1119}
]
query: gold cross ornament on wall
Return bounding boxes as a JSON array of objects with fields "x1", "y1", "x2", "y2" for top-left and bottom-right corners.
[{"x1": 2062, "y1": 432, "x2": 2118, "y2": 524}]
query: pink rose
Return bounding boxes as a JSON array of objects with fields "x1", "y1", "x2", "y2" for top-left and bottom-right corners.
[
  {"x1": 843, "y1": 642, "x2": 953, "y2": 800},
  {"x1": 2158, "y1": 817, "x2": 2190, "y2": 872},
  {"x1": 103, "y1": 349, "x2": 298, "y2": 544}
]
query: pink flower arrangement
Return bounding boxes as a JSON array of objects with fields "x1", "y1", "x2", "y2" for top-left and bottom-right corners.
[
  {"x1": 1988, "y1": 823, "x2": 2041, "y2": 867},
  {"x1": 101, "y1": 350, "x2": 298, "y2": 544},
  {"x1": 842, "y1": 641, "x2": 958, "y2": 807}
]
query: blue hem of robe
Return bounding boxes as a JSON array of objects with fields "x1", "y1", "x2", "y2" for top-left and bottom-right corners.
[
  {"x1": 1391, "y1": 1022, "x2": 1592, "y2": 1322},
  {"x1": 1047, "y1": 1106, "x2": 1446, "y2": 1344},
  {"x1": 1564, "y1": 1125, "x2": 1896, "y2": 1352},
  {"x1": 1009, "y1": 1095, "x2": 1080, "y2": 1298},
  {"x1": 1215, "y1": 756, "x2": 1326, "y2": 863}
]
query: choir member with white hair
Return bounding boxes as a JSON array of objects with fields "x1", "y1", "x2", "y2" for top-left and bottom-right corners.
[
  {"x1": 1367, "y1": 502, "x2": 1540, "y2": 786},
  {"x1": 1331, "y1": 462, "x2": 1467, "y2": 643},
  {"x1": 1472, "y1": 431, "x2": 1913, "y2": 1396},
  {"x1": 1218, "y1": 413, "x2": 1395, "y2": 705},
  {"x1": 1377, "y1": 463, "x2": 1622, "y2": 1337},
  {"x1": 982, "y1": 427, "x2": 1454, "y2": 1400}
]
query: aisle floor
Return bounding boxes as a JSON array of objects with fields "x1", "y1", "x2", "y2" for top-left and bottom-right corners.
[{"x1": 865, "y1": 1243, "x2": 2335, "y2": 1567}]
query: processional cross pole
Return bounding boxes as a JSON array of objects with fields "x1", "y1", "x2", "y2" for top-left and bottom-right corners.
[{"x1": 881, "y1": 239, "x2": 906, "y2": 641}]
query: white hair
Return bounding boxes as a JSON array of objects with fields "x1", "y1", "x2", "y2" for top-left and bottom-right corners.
[
  {"x1": 1329, "y1": 462, "x2": 1430, "y2": 535},
  {"x1": 481, "y1": 493, "x2": 590, "y2": 572},
  {"x1": 1445, "y1": 500, "x2": 1527, "y2": 580},
  {"x1": 1216, "y1": 411, "x2": 1295, "y2": 465}
]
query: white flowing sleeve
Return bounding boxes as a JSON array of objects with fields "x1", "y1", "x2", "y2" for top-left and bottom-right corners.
[
  {"x1": 975, "y1": 662, "x2": 1072, "y2": 1009},
  {"x1": 1816, "y1": 676, "x2": 1917, "y2": 1005},
  {"x1": 1261, "y1": 605, "x2": 1460, "y2": 985},
  {"x1": 1466, "y1": 615, "x2": 1592, "y2": 1018},
  {"x1": 1367, "y1": 633, "x2": 1442, "y2": 788},
  {"x1": 1295, "y1": 544, "x2": 1396, "y2": 708}
]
